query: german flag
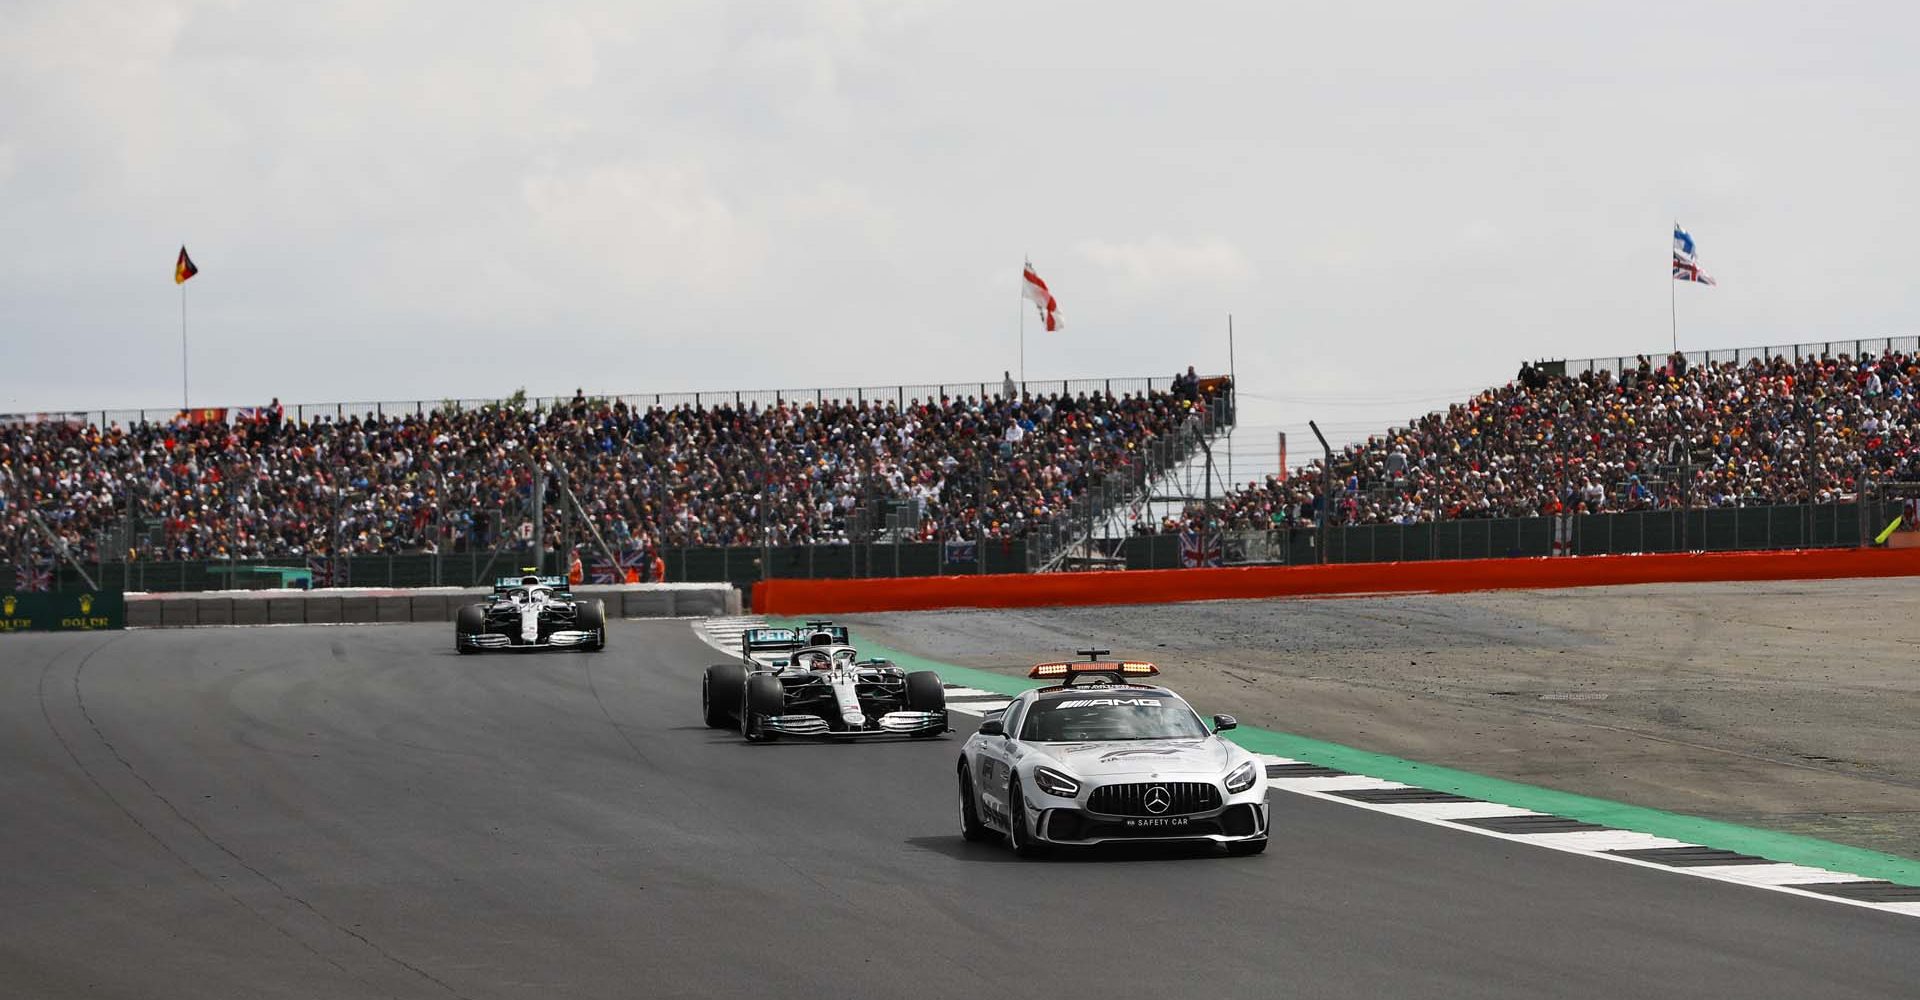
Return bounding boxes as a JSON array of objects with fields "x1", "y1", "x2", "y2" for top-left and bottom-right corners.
[{"x1": 174, "y1": 246, "x2": 198, "y2": 285}]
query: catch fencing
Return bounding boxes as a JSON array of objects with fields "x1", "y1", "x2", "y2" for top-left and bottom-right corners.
[
  {"x1": 9, "y1": 376, "x2": 1185, "y2": 429},
  {"x1": 1125, "y1": 500, "x2": 1886, "y2": 569},
  {"x1": 12, "y1": 539, "x2": 1030, "y2": 596},
  {"x1": 1558, "y1": 335, "x2": 1919, "y2": 379}
]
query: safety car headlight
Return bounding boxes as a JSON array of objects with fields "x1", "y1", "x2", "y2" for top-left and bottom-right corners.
[
  {"x1": 1225, "y1": 760, "x2": 1258, "y2": 794},
  {"x1": 1032, "y1": 766, "x2": 1081, "y2": 798}
]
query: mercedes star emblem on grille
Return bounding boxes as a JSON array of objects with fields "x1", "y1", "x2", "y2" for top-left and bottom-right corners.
[{"x1": 1144, "y1": 785, "x2": 1172, "y2": 815}]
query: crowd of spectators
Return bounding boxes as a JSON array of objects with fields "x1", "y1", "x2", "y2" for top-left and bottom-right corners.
[
  {"x1": 1198, "y1": 351, "x2": 1920, "y2": 531},
  {"x1": 0, "y1": 379, "x2": 1224, "y2": 565}
]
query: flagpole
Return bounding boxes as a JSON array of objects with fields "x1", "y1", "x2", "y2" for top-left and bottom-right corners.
[
  {"x1": 181, "y1": 281, "x2": 190, "y2": 410},
  {"x1": 1018, "y1": 257, "x2": 1027, "y2": 385},
  {"x1": 1226, "y1": 313, "x2": 1235, "y2": 488},
  {"x1": 1669, "y1": 263, "x2": 1677, "y2": 356}
]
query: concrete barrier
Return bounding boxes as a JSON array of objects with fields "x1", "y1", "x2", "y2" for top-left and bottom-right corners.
[
  {"x1": 752, "y1": 547, "x2": 1920, "y2": 614},
  {"x1": 125, "y1": 583, "x2": 740, "y2": 628}
]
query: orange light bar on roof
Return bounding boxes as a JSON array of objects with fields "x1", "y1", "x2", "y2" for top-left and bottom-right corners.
[{"x1": 1029, "y1": 660, "x2": 1160, "y2": 679}]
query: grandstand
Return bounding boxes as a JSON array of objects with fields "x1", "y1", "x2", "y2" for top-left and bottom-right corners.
[
  {"x1": 1187, "y1": 338, "x2": 1919, "y2": 535},
  {"x1": 0, "y1": 373, "x2": 1233, "y2": 589},
  {"x1": 8, "y1": 335, "x2": 1919, "y2": 590}
]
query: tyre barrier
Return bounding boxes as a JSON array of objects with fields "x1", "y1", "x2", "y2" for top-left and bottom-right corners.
[
  {"x1": 751, "y1": 547, "x2": 1920, "y2": 615},
  {"x1": 125, "y1": 583, "x2": 740, "y2": 629}
]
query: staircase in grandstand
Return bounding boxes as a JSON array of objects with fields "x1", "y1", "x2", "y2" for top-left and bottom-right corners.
[{"x1": 1030, "y1": 390, "x2": 1236, "y2": 572}]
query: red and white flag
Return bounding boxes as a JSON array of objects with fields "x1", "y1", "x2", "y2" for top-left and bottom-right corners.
[{"x1": 1022, "y1": 259, "x2": 1063, "y2": 331}]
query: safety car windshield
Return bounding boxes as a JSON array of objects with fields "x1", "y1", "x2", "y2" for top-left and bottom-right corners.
[{"x1": 1019, "y1": 695, "x2": 1209, "y2": 741}]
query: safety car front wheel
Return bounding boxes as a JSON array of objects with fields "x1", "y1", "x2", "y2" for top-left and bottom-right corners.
[{"x1": 958, "y1": 762, "x2": 990, "y2": 842}]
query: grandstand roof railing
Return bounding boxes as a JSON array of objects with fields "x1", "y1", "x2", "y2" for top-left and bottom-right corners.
[
  {"x1": 1555, "y1": 334, "x2": 1919, "y2": 377},
  {"x1": 4, "y1": 375, "x2": 1216, "y2": 428}
]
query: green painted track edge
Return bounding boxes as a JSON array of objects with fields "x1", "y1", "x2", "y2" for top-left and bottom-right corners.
[{"x1": 773, "y1": 618, "x2": 1920, "y2": 887}]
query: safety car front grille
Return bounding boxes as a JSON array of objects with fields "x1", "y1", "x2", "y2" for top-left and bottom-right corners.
[{"x1": 1087, "y1": 781, "x2": 1221, "y2": 817}]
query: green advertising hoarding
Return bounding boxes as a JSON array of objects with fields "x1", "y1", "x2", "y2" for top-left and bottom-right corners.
[{"x1": 0, "y1": 591, "x2": 126, "y2": 633}]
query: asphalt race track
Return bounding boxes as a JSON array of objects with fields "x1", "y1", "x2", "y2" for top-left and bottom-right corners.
[{"x1": 4, "y1": 622, "x2": 1916, "y2": 999}]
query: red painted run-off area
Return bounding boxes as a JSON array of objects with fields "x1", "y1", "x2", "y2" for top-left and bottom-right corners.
[{"x1": 752, "y1": 547, "x2": 1920, "y2": 615}]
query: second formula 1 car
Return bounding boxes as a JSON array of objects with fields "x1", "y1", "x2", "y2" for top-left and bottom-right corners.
[{"x1": 702, "y1": 624, "x2": 947, "y2": 740}]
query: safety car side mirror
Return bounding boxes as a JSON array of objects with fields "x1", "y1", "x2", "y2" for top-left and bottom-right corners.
[
  {"x1": 1211, "y1": 714, "x2": 1238, "y2": 734},
  {"x1": 977, "y1": 719, "x2": 1004, "y2": 737}
]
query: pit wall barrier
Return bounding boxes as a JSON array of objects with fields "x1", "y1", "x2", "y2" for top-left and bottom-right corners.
[
  {"x1": 751, "y1": 547, "x2": 1920, "y2": 615},
  {"x1": 124, "y1": 583, "x2": 740, "y2": 629}
]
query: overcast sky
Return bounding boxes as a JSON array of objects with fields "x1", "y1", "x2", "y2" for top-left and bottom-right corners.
[{"x1": 4, "y1": 1, "x2": 1917, "y2": 474}]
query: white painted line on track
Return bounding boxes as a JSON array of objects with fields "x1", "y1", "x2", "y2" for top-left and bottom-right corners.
[
  {"x1": 1363, "y1": 802, "x2": 1543, "y2": 822},
  {"x1": 1511, "y1": 831, "x2": 1694, "y2": 853},
  {"x1": 1688, "y1": 863, "x2": 1869, "y2": 886},
  {"x1": 1268, "y1": 776, "x2": 1411, "y2": 793}
]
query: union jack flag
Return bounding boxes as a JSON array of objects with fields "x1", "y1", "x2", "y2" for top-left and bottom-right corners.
[
  {"x1": 14, "y1": 560, "x2": 53, "y2": 592},
  {"x1": 1673, "y1": 224, "x2": 1717, "y2": 286},
  {"x1": 306, "y1": 554, "x2": 345, "y2": 588},
  {"x1": 1179, "y1": 530, "x2": 1221, "y2": 568},
  {"x1": 589, "y1": 558, "x2": 620, "y2": 584}
]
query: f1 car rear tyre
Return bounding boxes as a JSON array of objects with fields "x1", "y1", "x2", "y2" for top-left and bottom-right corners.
[
  {"x1": 958, "y1": 762, "x2": 990, "y2": 842},
  {"x1": 1006, "y1": 783, "x2": 1048, "y2": 858},
  {"x1": 454, "y1": 605, "x2": 486, "y2": 654},
  {"x1": 743, "y1": 673, "x2": 785, "y2": 742},
  {"x1": 703, "y1": 664, "x2": 747, "y2": 729},
  {"x1": 575, "y1": 599, "x2": 607, "y2": 651},
  {"x1": 1226, "y1": 837, "x2": 1269, "y2": 857}
]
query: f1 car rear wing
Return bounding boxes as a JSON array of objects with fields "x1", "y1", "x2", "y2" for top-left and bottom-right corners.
[
  {"x1": 742, "y1": 627, "x2": 803, "y2": 655},
  {"x1": 493, "y1": 574, "x2": 571, "y2": 594}
]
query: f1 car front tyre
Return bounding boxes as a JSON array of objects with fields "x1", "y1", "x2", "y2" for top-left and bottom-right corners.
[
  {"x1": 958, "y1": 762, "x2": 990, "y2": 842},
  {"x1": 905, "y1": 670, "x2": 948, "y2": 738},
  {"x1": 742, "y1": 673, "x2": 785, "y2": 742},
  {"x1": 703, "y1": 664, "x2": 747, "y2": 729},
  {"x1": 454, "y1": 605, "x2": 486, "y2": 654},
  {"x1": 575, "y1": 599, "x2": 607, "y2": 651}
]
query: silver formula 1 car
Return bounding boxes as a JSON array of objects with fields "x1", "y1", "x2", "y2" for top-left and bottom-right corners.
[
  {"x1": 957, "y1": 651, "x2": 1268, "y2": 856},
  {"x1": 702, "y1": 623, "x2": 947, "y2": 741},
  {"x1": 454, "y1": 573, "x2": 606, "y2": 653}
]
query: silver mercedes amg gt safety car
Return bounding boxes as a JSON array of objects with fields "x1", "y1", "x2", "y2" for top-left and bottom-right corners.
[{"x1": 956, "y1": 651, "x2": 1268, "y2": 856}]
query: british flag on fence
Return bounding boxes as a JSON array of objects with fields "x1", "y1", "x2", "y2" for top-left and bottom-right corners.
[
  {"x1": 15, "y1": 560, "x2": 53, "y2": 592},
  {"x1": 589, "y1": 557, "x2": 621, "y2": 584},
  {"x1": 306, "y1": 554, "x2": 344, "y2": 588},
  {"x1": 1179, "y1": 530, "x2": 1222, "y2": 568}
]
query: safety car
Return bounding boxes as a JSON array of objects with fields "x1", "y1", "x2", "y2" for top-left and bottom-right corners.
[{"x1": 956, "y1": 651, "x2": 1268, "y2": 856}]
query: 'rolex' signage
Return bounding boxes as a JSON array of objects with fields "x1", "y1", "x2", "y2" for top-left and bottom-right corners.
[{"x1": 0, "y1": 591, "x2": 125, "y2": 633}]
